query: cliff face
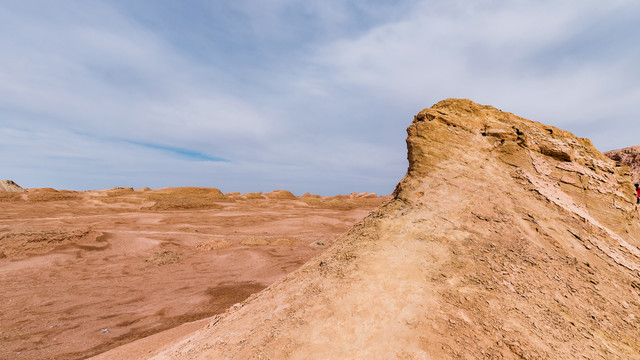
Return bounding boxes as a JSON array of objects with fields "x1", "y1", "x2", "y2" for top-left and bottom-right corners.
[
  {"x1": 98, "y1": 100, "x2": 640, "y2": 360},
  {"x1": 605, "y1": 146, "x2": 640, "y2": 185}
]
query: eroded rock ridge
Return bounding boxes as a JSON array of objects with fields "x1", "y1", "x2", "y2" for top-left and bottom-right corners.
[{"x1": 98, "y1": 99, "x2": 640, "y2": 360}]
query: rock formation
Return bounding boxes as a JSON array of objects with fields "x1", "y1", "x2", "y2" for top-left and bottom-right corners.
[
  {"x1": 265, "y1": 190, "x2": 297, "y2": 200},
  {"x1": 605, "y1": 146, "x2": 640, "y2": 184},
  {"x1": 97, "y1": 99, "x2": 640, "y2": 359},
  {"x1": 0, "y1": 180, "x2": 25, "y2": 192}
]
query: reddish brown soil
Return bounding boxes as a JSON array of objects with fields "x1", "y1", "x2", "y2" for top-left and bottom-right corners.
[{"x1": 0, "y1": 188, "x2": 385, "y2": 360}]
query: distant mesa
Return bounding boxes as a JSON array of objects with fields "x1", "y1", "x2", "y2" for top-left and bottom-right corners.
[
  {"x1": 0, "y1": 180, "x2": 25, "y2": 193},
  {"x1": 138, "y1": 99, "x2": 640, "y2": 359}
]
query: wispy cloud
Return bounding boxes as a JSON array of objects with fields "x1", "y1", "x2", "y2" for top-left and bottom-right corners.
[
  {"x1": 1, "y1": 1, "x2": 639, "y2": 194},
  {"x1": 126, "y1": 141, "x2": 227, "y2": 162}
]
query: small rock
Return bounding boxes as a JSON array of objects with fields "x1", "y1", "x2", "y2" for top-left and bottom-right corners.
[{"x1": 101, "y1": 328, "x2": 109, "y2": 334}]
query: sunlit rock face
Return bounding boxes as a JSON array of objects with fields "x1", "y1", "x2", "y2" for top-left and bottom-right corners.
[
  {"x1": 0, "y1": 180, "x2": 25, "y2": 192},
  {"x1": 605, "y1": 145, "x2": 640, "y2": 185},
  {"x1": 100, "y1": 100, "x2": 640, "y2": 360}
]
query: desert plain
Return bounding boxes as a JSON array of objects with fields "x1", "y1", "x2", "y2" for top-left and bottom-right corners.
[{"x1": 0, "y1": 187, "x2": 386, "y2": 359}]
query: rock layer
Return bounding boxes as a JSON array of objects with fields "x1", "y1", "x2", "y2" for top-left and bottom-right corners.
[{"x1": 99, "y1": 99, "x2": 640, "y2": 359}]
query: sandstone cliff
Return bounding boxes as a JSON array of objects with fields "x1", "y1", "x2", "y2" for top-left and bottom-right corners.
[
  {"x1": 96, "y1": 99, "x2": 640, "y2": 359},
  {"x1": 605, "y1": 146, "x2": 640, "y2": 185}
]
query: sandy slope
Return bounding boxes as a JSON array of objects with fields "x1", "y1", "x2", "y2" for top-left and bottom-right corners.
[
  {"x1": 125, "y1": 99, "x2": 640, "y2": 359},
  {"x1": 0, "y1": 189, "x2": 385, "y2": 360}
]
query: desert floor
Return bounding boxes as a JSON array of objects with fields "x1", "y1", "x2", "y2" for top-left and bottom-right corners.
[{"x1": 0, "y1": 188, "x2": 385, "y2": 360}]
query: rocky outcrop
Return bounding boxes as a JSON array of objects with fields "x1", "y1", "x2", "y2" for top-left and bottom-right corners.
[
  {"x1": 264, "y1": 190, "x2": 297, "y2": 200},
  {"x1": 605, "y1": 145, "x2": 640, "y2": 184},
  {"x1": 95, "y1": 100, "x2": 640, "y2": 359},
  {"x1": 0, "y1": 180, "x2": 25, "y2": 193}
]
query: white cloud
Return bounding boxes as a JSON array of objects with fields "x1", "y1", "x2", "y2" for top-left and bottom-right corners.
[
  {"x1": 1, "y1": 0, "x2": 639, "y2": 194},
  {"x1": 307, "y1": 0, "x2": 639, "y2": 140},
  {"x1": 0, "y1": 1, "x2": 274, "y2": 152}
]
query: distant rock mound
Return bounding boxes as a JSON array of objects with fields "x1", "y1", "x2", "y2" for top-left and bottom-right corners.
[
  {"x1": 98, "y1": 100, "x2": 640, "y2": 359},
  {"x1": 349, "y1": 191, "x2": 377, "y2": 198},
  {"x1": 144, "y1": 187, "x2": 225, "y2": 210},
  {"x1": 0, "y1": 180, "x2": 25, "y2": 193},
  {"x1": 264, "y1": 190, "x2": 297, "y2": 200},
  {"x1": 605, "y1": 145, "x2": 640, "y2": 184}
]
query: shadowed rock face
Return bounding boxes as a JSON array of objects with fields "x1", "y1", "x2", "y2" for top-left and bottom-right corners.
[
  {"x1": 0, "y1": 180, "x2": 25, "y2": 192},
  {"x1": 97, "y1": 99, "x2": 640, "y2": 359},
  {"x1": 605, "y1": 146, "x2": 640, "y2": 185}
]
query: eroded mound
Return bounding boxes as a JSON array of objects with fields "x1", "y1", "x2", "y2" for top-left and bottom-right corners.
[{"x1": 127, "y1": 99, "x2": 640, "y2": 359}]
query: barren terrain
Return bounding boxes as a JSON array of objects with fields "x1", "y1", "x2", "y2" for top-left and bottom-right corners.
[
  {"x1": 113, "y1": 99, "x2": 640, "y2": 359},
  {"x1": 5, "y1": 99, "x2": 640, "y2": 360},
  {"x1": 0, "y1": 188, "x2": 386, "y2": 359}
]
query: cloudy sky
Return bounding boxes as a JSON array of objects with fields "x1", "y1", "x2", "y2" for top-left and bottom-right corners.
[{"x1": 1, "y1": 0, "x2": 639, "y2": 195}]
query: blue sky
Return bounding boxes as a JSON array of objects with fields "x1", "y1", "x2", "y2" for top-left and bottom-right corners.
[{"x1": 1, "y1": 0, "x2": 639, "y2": 195}]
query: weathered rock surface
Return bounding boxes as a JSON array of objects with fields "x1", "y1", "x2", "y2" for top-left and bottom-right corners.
[
  {"x1": 0, "y1": 180, "x2": 25, "y2": 192},
  {"x1": 605, "y1": 145, "x2": 640, "y2": 184},
  {"x1": 97, "y1": 99, "x2": 640, "y2": 359}
]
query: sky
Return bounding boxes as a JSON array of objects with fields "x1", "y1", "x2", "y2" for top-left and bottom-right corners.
[{"x1": 1, "y1": 0, "x2": 639, "y2": 195}]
